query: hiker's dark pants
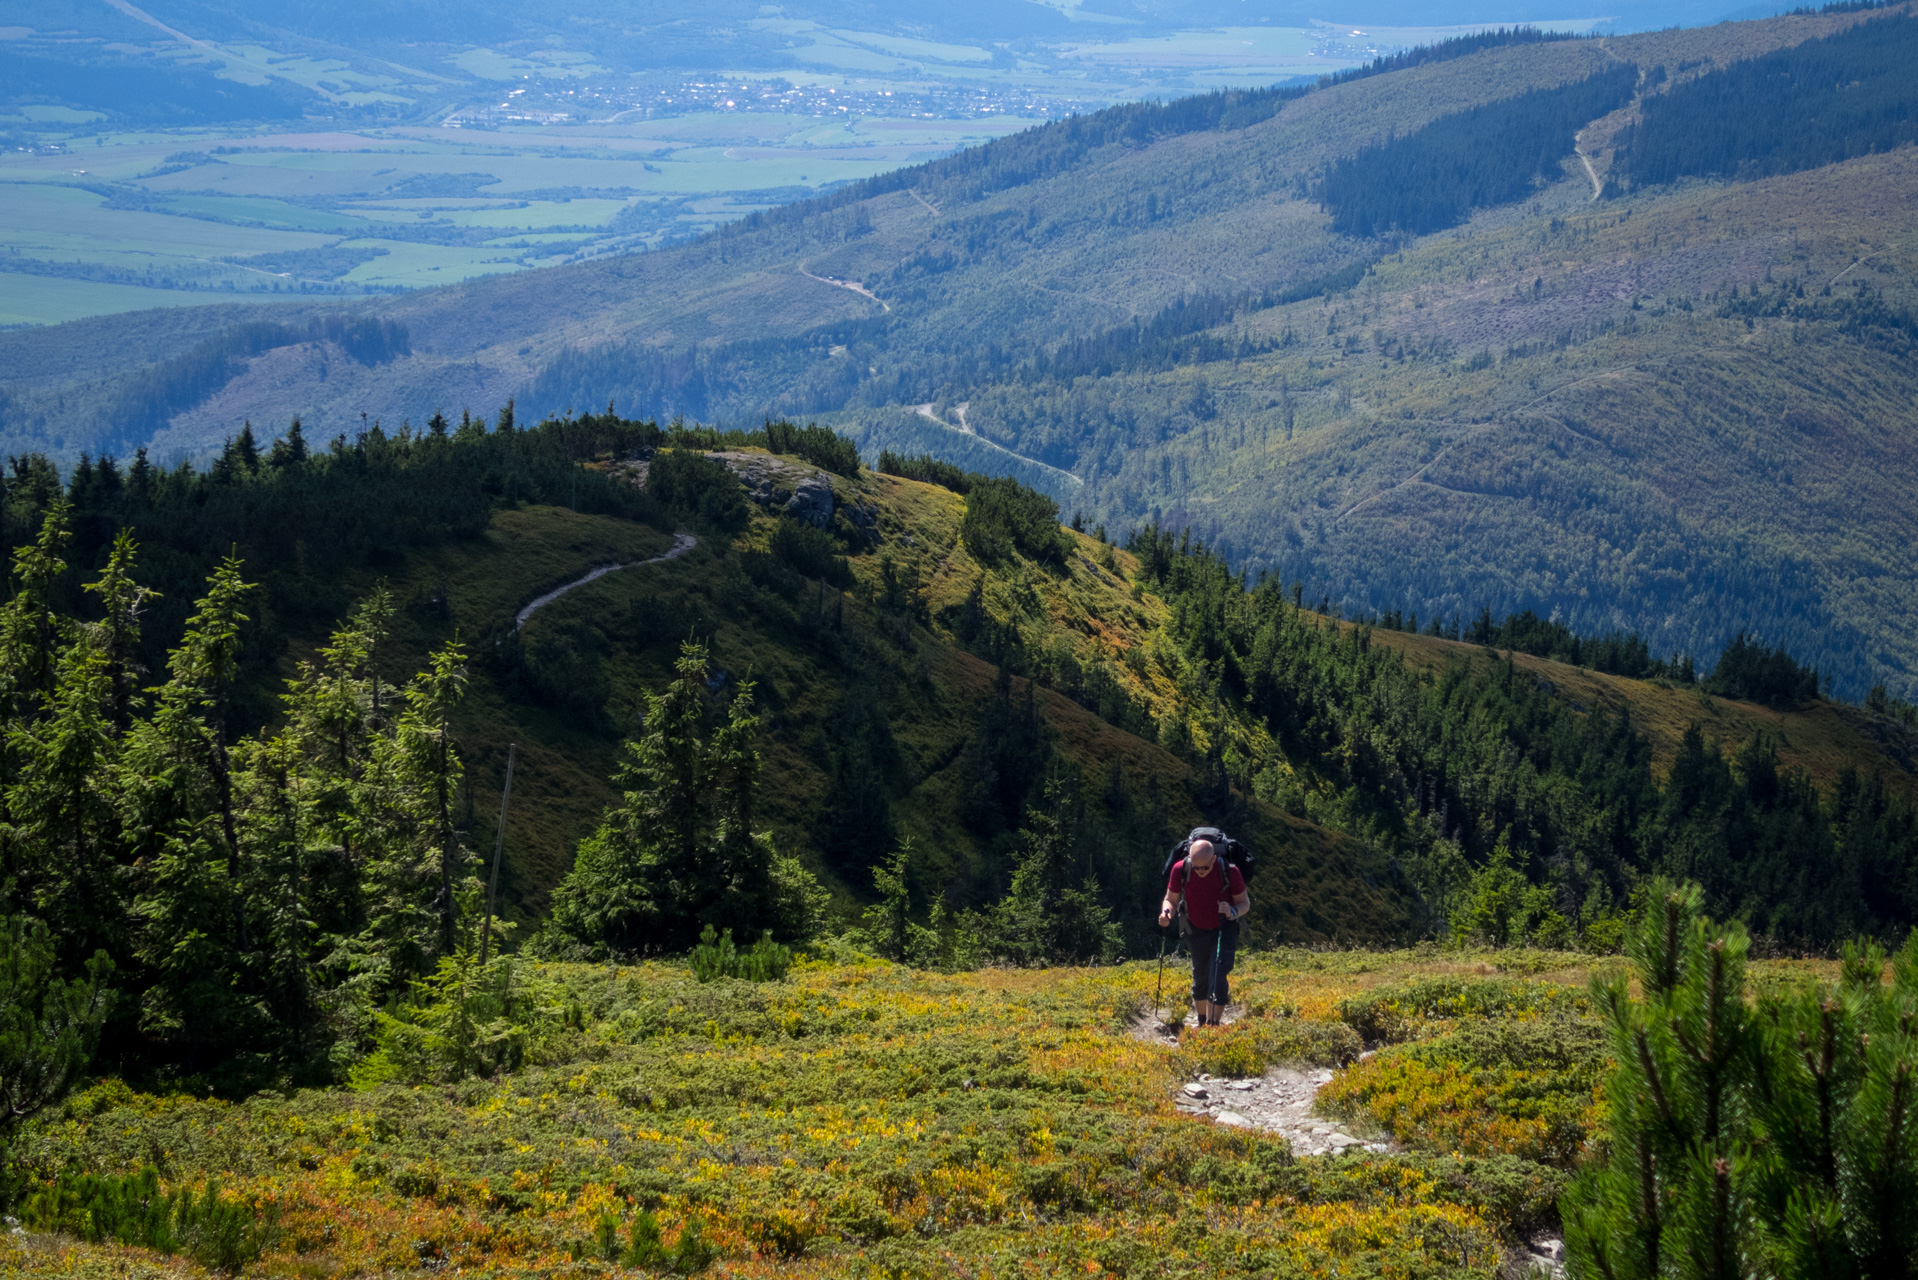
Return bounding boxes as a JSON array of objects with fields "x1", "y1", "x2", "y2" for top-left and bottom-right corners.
[{"x1": 1188, "y1": 921, "x2": 1239, "y2": 1005}]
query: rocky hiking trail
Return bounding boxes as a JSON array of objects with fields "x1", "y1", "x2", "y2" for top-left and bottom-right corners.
[
  {"x1": 1131, "y1": 1006, "x2": 1388, "y2": 1156},
  {"x1": 1142, "y1": 1012, "x2": 1569, "y2": 1278},
  {"x1": 1175, "y1": 1068, "x2": 1391, "y2": 1158}
]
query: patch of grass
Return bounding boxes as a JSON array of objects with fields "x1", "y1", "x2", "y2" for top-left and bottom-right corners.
[
  {"x1": 1336, "y1": 974, "x2": 1589, "y2": 1044},
  {"x1": 1179, "y1": 1017, "x2": 1363, "y2": 1075}
]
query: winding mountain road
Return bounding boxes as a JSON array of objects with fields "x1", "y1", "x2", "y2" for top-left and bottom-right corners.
[
  {"x1": 911, "y1": 402, "x2": 1085, "y2": 489},
  {"x1": 798, "y1": 261, "x2": 890, "y2": 311},
  {"x1": 514, "y1": 533, "x2": 697, "y2": 630}
]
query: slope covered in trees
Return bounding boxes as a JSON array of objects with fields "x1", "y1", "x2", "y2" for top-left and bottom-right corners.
[
  {"x1": 1317, "y1": 65, "x2": 1638, "y2": 236},
  {"x1": 1127, "y1": 526, "x2": 1918, "y2": 945},
  {"x1": 1610, "y1": 10, "x2": 1918, "y2": 189}
]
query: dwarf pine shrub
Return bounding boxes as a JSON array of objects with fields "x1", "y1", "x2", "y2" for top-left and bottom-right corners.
[
  {"x1": 690, "y1": 925, "x2": 792, "y2": 982},
  {"x1": 1564, "y1": 880, "x2": 1918, "y2": 1278},
  {"x1": 23, "y1": 1166, "x2": 274, "y2": 1273}
]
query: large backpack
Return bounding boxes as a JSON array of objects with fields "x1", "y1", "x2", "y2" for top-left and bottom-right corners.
[{"x1": 1161, "y1": 826, "x2": 1255, "y2": 889}]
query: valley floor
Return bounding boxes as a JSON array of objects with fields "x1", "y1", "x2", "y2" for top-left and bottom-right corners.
[{"x1": 3, "y1": 946, "x2": 1842, "y2": 1279}]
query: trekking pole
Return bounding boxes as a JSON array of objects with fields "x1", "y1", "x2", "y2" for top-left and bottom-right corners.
[
  {"x1": 1155, "y1": 924, "x2": 1167, "y2": 1013},
  {"x1": 1207, "y1": 922, "x2": 1225, "y2": 1026}
]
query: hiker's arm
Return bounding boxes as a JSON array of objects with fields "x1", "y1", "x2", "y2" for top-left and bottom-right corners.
[
  {"x1": 1223, "y1": 889, "x2": 1250, "y2": 921},
  {"x1": 1158, "y1": 889, "x2": 1181, "y2": 926}
]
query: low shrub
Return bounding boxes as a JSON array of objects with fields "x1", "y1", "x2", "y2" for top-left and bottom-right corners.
[
  {"x1": 1318, "y1": 1015, "x2": 1605, "y2": 1164},
  {"x1": 1267, "y1": 1151, "x2": 1566, "y2": 1239},
  {"x1": 768, "y1": 515, "x2": 853, "y2": 586},
  {"x1": 648, "y1": 449, "x2": 750, "y2": 530},
  {"x1": 23, "y1": 1167, "x2": 275, "y2": 1272},
  {"x1": 961, "y1": 475, "x2": 1070, "y2": 568},
  {"x1": 1336, "y1": 976, "x2": 1586, "y2": 1044},
  {"x1": 1179, "y1": 1017, "x2": 1361, "y2": 1076},
  {"x1": 581, "y1": 1208, "x2": 715, "y2": 1272},
  {"x1": 877, "y1": 450, "x2": 973, "y2": 493},
  {"x1": 764, "y1": 419, "x2": 859, "y2": 477}
]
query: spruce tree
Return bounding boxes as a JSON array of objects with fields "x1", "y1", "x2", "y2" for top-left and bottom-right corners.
[
  {"x1": 0, "y1": 499, "x2": 74, "y2": 721},
  {"x1": 995, "y1": 770, "x2": 1122, "y2": 965},
  {"x1": 84, "y1": 529, "x2": 155, "y2": 732},
  {"x1": 9, "y1": 631, "x2": 123, "y2": 970},
  {"x1": 388, "y1": 640, "x2": 471, "y2": 965},
  {"x1": 540, "y1": 641, "x2": 823, "y2": 958},
  {"x1": 120, "y1": 560, "x2": 260, "y2": 1062},
  {"x1": 268, "y1": 417, "x2": 308, "y2": 469}
]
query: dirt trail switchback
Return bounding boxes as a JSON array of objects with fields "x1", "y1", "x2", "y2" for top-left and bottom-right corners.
[{"x1": 515, "y1": 533, "x2": 696, "y2": 630}]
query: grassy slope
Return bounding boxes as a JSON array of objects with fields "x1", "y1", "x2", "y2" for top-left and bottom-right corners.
[
  {"x1": 1360, "y1": 625, "x2": 1918, "y2": 797},
  {"x1": 302, "y1": 460, "x2": 1404, "y2": 943}
]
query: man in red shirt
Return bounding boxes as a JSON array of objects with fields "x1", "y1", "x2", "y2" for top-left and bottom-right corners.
[{"x1": 1158, "y1": 837, "x2": 1250, "y2": 1027}]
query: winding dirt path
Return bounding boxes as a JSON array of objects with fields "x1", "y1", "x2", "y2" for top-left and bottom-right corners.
[{"x1": 514, "y1": 533, "x2": 696, "y2": 630}]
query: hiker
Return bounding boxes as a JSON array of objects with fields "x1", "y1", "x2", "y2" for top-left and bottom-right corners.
[{"x1": 1158, "y1": 837, "x2": 1249, "y2": 1027}]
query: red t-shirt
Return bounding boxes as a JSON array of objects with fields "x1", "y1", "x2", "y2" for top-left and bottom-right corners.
[{"x1": 1169, "y1": 859, "x2": 1245, "y2": 930}]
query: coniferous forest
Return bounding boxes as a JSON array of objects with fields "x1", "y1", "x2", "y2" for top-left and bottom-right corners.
[{"x1": 1610, "y1": 12, "x2": 1918, "y2": 188}]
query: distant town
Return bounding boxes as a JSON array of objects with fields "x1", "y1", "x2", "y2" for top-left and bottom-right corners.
[{"x1": 442, "y1": 76, "x2": 1091, "y2": 128}]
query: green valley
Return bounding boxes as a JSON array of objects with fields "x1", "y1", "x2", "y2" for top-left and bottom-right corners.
[{"x1": 8, "y1": 6, "x2": 1917, "y2": 702}]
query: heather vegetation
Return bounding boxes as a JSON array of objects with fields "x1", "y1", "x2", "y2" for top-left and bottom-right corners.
[{"x1": 7, "y1": 949, "x2": 1601, "y2": 1279}]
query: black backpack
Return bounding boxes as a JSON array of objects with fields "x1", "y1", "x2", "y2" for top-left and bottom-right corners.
[{"x1": 1161, "y1": 826, "x2": 1254, "y2": 887}]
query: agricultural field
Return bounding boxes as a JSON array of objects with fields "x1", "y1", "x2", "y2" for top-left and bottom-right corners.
[
  {"x1": 0, "y1": 112, "x2": 1028, "y2": 322},
  {"x1": 4, "y1": 945, "x2": 1685, "y2": 1279}
]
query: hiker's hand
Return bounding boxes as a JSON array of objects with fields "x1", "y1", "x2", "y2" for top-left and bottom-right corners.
[{"x1": 1158, "y1": 906, "x2": 1172, "y2": 927}]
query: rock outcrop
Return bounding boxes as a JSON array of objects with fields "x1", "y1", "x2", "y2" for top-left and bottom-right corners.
[{"x1": 706, "y1": 451, "x2": 835, "y2": 528}]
